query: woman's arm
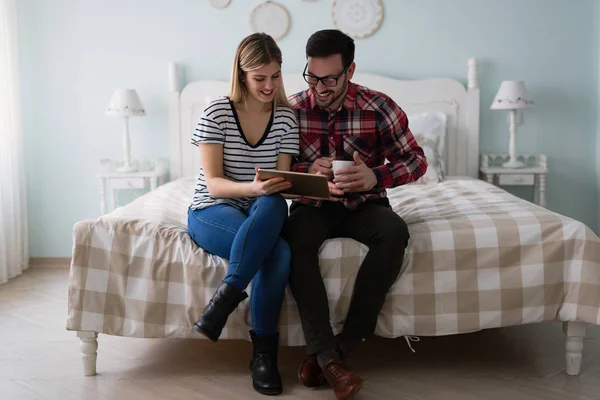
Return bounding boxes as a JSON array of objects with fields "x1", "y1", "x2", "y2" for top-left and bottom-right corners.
[
  {"x1": 200, "y1": 144, "x2": 290, "y2": 198},
  {"x1": 199, "y1": 144, "x2": 254, "y2": 198},
  {"x1": 275, "y1": 153, "x2": 293, "y2": 172}
]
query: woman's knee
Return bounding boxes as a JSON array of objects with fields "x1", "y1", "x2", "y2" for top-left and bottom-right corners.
[{"x1": 256, "y1": 194, "x2": 289, "y2": 220}]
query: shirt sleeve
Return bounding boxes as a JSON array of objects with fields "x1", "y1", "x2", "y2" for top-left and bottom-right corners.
[
  {"x1": 287, "y1": 112, "x2": 311, "y2": 173},
  {"x1": 279, "y1": 109, "x2": 300, "y2": 156},
  {"x1": 290, "y1": 160, "x2": 312, "y2": 173},
  {"x1": 372, "y1": 99, "x2": 428, "y2": 188},
  {"x1": 191, "y1": 101, "x2": 225, "y2": 146}
]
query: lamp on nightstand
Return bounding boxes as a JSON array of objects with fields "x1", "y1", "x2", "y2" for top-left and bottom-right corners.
[
  {"x1": 105, "y1": 89, "x2": 146, "y2": 173},
  {"x1": 490, "y1": 80, "x2": 534, "y2": 168}
]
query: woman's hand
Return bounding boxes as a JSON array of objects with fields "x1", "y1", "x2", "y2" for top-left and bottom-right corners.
[{"x1": 250, "y1": 167, "x2": 292, "y2": 196}]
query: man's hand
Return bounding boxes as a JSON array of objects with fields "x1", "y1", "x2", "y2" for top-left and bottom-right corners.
[
  {"x1": 332, "y1": 152, "x2": 378, "y2": 193},
  {"x1": 309, "y1": 157, "x2": 334, "y2": 178},
  {"x1": 301, "y1": 171, "x2": 344, "y2": 202}
]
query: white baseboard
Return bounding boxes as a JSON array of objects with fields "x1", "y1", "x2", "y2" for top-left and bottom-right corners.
[{"x1": 29, "y1": 257, "x2": 71, "y2": 267}]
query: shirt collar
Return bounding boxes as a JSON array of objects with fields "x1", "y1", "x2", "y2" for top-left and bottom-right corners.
[{"x1": 307, "y1": 81, "x2": 358, "y2": 112}]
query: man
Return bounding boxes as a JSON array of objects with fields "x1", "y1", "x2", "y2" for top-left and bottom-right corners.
[{"x1": 282, "y1": 29, "x2": 428, "y2": 400}]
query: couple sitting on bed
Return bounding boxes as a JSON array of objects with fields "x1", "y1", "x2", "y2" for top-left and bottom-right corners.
[{"x1": 186, "y1": 29, "x2": 427, "y2": 399}]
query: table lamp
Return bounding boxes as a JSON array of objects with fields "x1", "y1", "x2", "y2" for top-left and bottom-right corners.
[
  {"x1": 105, "y1": 89, "x2": 146, "y2": 173},
  {"x1": 490, "y1": 80, "x2": 534, "y2": 168}
]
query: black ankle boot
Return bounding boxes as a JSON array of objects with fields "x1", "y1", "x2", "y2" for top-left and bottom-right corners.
[
  {"x1": 193, "y1": 281, "x2": 248, "y2": 342},
  {"x1": 249, "y1": 330, "x2": 282, "y2": 395}
]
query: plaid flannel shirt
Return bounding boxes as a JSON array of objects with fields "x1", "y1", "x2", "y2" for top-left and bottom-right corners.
[{"x1": 288, "y1": 81, "x2": 428, "y2": 209}]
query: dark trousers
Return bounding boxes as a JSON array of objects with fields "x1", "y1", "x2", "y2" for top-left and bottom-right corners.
[{"x1": 281, "y1": 199, "x2": 410, "y2": 355}]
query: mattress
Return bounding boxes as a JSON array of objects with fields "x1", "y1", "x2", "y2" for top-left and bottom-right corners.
[{"x1": 66, "y1": 177, "x2": 600, "y2": 345}]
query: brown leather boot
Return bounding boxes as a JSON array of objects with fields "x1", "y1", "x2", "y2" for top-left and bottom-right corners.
[
  {"x1": 298, "y1": 356, "x2": 326, "y2": 387},
  {"x1": 322, "y1": 360, "x2": 363, "y2": 400},
  {"x1": 297, "y1": 336, "x2": 350, "y2": 388}
]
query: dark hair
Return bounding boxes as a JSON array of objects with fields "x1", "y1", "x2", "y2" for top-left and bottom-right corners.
[{"x1": 305, "y1": 29, "x2": 355, "y2": 69}]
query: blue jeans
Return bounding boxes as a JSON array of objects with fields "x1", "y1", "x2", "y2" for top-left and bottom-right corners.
[{"x1": 187, "y1": 194, "x2": 291, "y2": 336}]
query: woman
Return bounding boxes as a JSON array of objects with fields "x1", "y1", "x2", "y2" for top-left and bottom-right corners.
[{"x1": 187, "y1": 33, "x2": 299, "y2": 396}]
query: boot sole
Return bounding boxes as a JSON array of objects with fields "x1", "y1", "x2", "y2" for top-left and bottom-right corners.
[
  {"x1": 252, "y1": 383, "x2": 282, "y2": 396},
  {"x1": 193, "y1": 323, "x2": 219, "y2": 342},
  {"x1": 342, "y1": 381, "x2": 363, "y2": 400}
]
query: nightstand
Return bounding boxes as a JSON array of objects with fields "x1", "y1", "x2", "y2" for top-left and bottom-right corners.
[
  {"x1": 97, "y1": 158, "x2": 167, "y2": 214},
  {"x1": 479, "y1": 154, "x2": 548, "y2": 207}
]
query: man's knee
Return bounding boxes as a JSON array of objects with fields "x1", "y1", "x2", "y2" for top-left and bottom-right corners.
[
  {"x1": 282, "y1": 221, "x2": 323, "y2": 253},
  {"x1": 377, "y1": 211, "x2": 410, "y2": 248},
  {"x1": 281, "y1": 206, "x2": 311, "y2": 243},
  {"x1": 281, "y1": 219, "x2": 297, "y2": 244}
]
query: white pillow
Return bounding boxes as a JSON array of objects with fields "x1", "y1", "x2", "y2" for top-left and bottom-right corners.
[
  {"x1": 412, "y1": 132, "x2": 443, "y2": 184},
  {"x1": 407, "y1": 111, "x2": 447, "y2": 183}
]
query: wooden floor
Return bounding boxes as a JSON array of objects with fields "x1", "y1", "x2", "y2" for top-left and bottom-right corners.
[{"x1": 1, "y1": 267, "x2": 599, "y2": 400}]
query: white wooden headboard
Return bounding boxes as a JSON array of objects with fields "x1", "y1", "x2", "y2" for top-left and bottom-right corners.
[{"x1": 167, "y1": 59, "x2": 480, "y2": 180}]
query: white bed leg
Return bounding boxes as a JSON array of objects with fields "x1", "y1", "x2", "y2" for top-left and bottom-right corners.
[
  {"x1": 563, "y1": 321, "x2": 585, "y2": 376},
  {"x1": 77, "y1": 331, "x2": 98, "y2": 376}
]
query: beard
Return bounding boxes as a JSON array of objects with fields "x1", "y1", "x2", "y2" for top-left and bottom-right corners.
[{"x1": 312, "y1": 81, "x2": 348, "y2": 109}]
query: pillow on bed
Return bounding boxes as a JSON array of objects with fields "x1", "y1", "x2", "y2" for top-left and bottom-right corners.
[
  {"x1": 407, "y1": 111, "x2": 447, "y2": 183},
  {"x1": 412, "y1": 132, "x2": 443, "y2": 183}
]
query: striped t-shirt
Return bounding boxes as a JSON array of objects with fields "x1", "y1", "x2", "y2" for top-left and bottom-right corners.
[{"x1": 190, "y1": 96, "x2": 300, "y2": 211}]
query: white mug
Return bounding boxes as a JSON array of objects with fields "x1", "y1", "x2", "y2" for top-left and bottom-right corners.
[{"x1": 331, "y1": 160, "x2": 355, "y2": 177}]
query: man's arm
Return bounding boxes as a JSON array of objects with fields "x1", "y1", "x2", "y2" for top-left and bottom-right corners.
[{"x1": 372, "y1": 100, "x2": 428, "y2": 189}]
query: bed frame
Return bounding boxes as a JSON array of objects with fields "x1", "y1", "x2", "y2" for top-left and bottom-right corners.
[
  {"x1": 167, "y1": 59, "x2": 481, "y2": 180},
  {"x1": 76, "y1": 59, "x2": 586, "y2": 377}
]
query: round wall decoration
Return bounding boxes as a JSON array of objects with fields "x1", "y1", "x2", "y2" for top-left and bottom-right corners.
[
  {"x1": 208, "y1": 0, "x2": 230, "y2": 9},
  {"x1": 331, "y1": 0, "x2": 384, "y2": 39},
  {"x1": 249, "y1": 2, "x2": 291, "y2": 41}
]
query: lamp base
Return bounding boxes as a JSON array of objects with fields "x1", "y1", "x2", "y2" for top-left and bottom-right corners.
[
  {"x1": 117, "y1": 164, "x2": 138, "y2": 173},
  {"x1": 502, "y1": 159, "x2": 525, "y2": 169}
]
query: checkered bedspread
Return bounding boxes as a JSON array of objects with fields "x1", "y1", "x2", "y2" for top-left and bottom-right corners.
[{"x1": 66, "y1": 178, "x2": 600, "y2": 344}]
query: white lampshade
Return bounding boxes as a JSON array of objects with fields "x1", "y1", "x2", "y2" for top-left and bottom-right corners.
[
  {"x1": 490, "y1": 81, "x2": 533, "y2": 110},
  {"x1": 105, "y1": 89, "x2": 146, "y2": 116}
]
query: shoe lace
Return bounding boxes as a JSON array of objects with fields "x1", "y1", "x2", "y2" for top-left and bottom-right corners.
[{"x1": 326, "y1": 361, "x2": 347, "y2": 381}]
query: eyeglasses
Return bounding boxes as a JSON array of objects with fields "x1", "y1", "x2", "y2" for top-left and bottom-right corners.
[{"x1": 302, "y1": 64, "x2": 349, "y2": 87}]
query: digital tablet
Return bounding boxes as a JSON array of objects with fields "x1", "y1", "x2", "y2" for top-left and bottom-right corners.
[{"x1": 257, "y1": 169, "x2": 331, "y2": 199}]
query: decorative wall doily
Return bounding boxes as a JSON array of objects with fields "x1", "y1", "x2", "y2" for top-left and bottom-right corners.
[
  {"x1": 249, "y1": 2, "x2": 290, "y2": 41},
  {"x1": 208, "y1": 0, "x2": 230, "y2": 9},
  {"x1": 331, "y1": 0, "x2": 384, "y2": 39}
]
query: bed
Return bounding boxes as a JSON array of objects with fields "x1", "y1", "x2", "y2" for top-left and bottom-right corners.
[{"x1": 66, "y1": 59, "x2": 600, "y2": 378}]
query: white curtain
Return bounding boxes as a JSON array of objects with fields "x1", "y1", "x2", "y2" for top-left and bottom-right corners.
[{"x1": 0, "y1": 0, "x2": 28, "y2": 283}]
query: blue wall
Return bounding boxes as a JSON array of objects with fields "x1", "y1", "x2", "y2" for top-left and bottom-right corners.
[{"x1": 17, "y1": 0, "x2": 599, "y2": 256}]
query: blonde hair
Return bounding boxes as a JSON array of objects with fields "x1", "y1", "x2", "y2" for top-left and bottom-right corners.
[{"x1": 229, "y1": 33, "x2": 290, "y2": 109}]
